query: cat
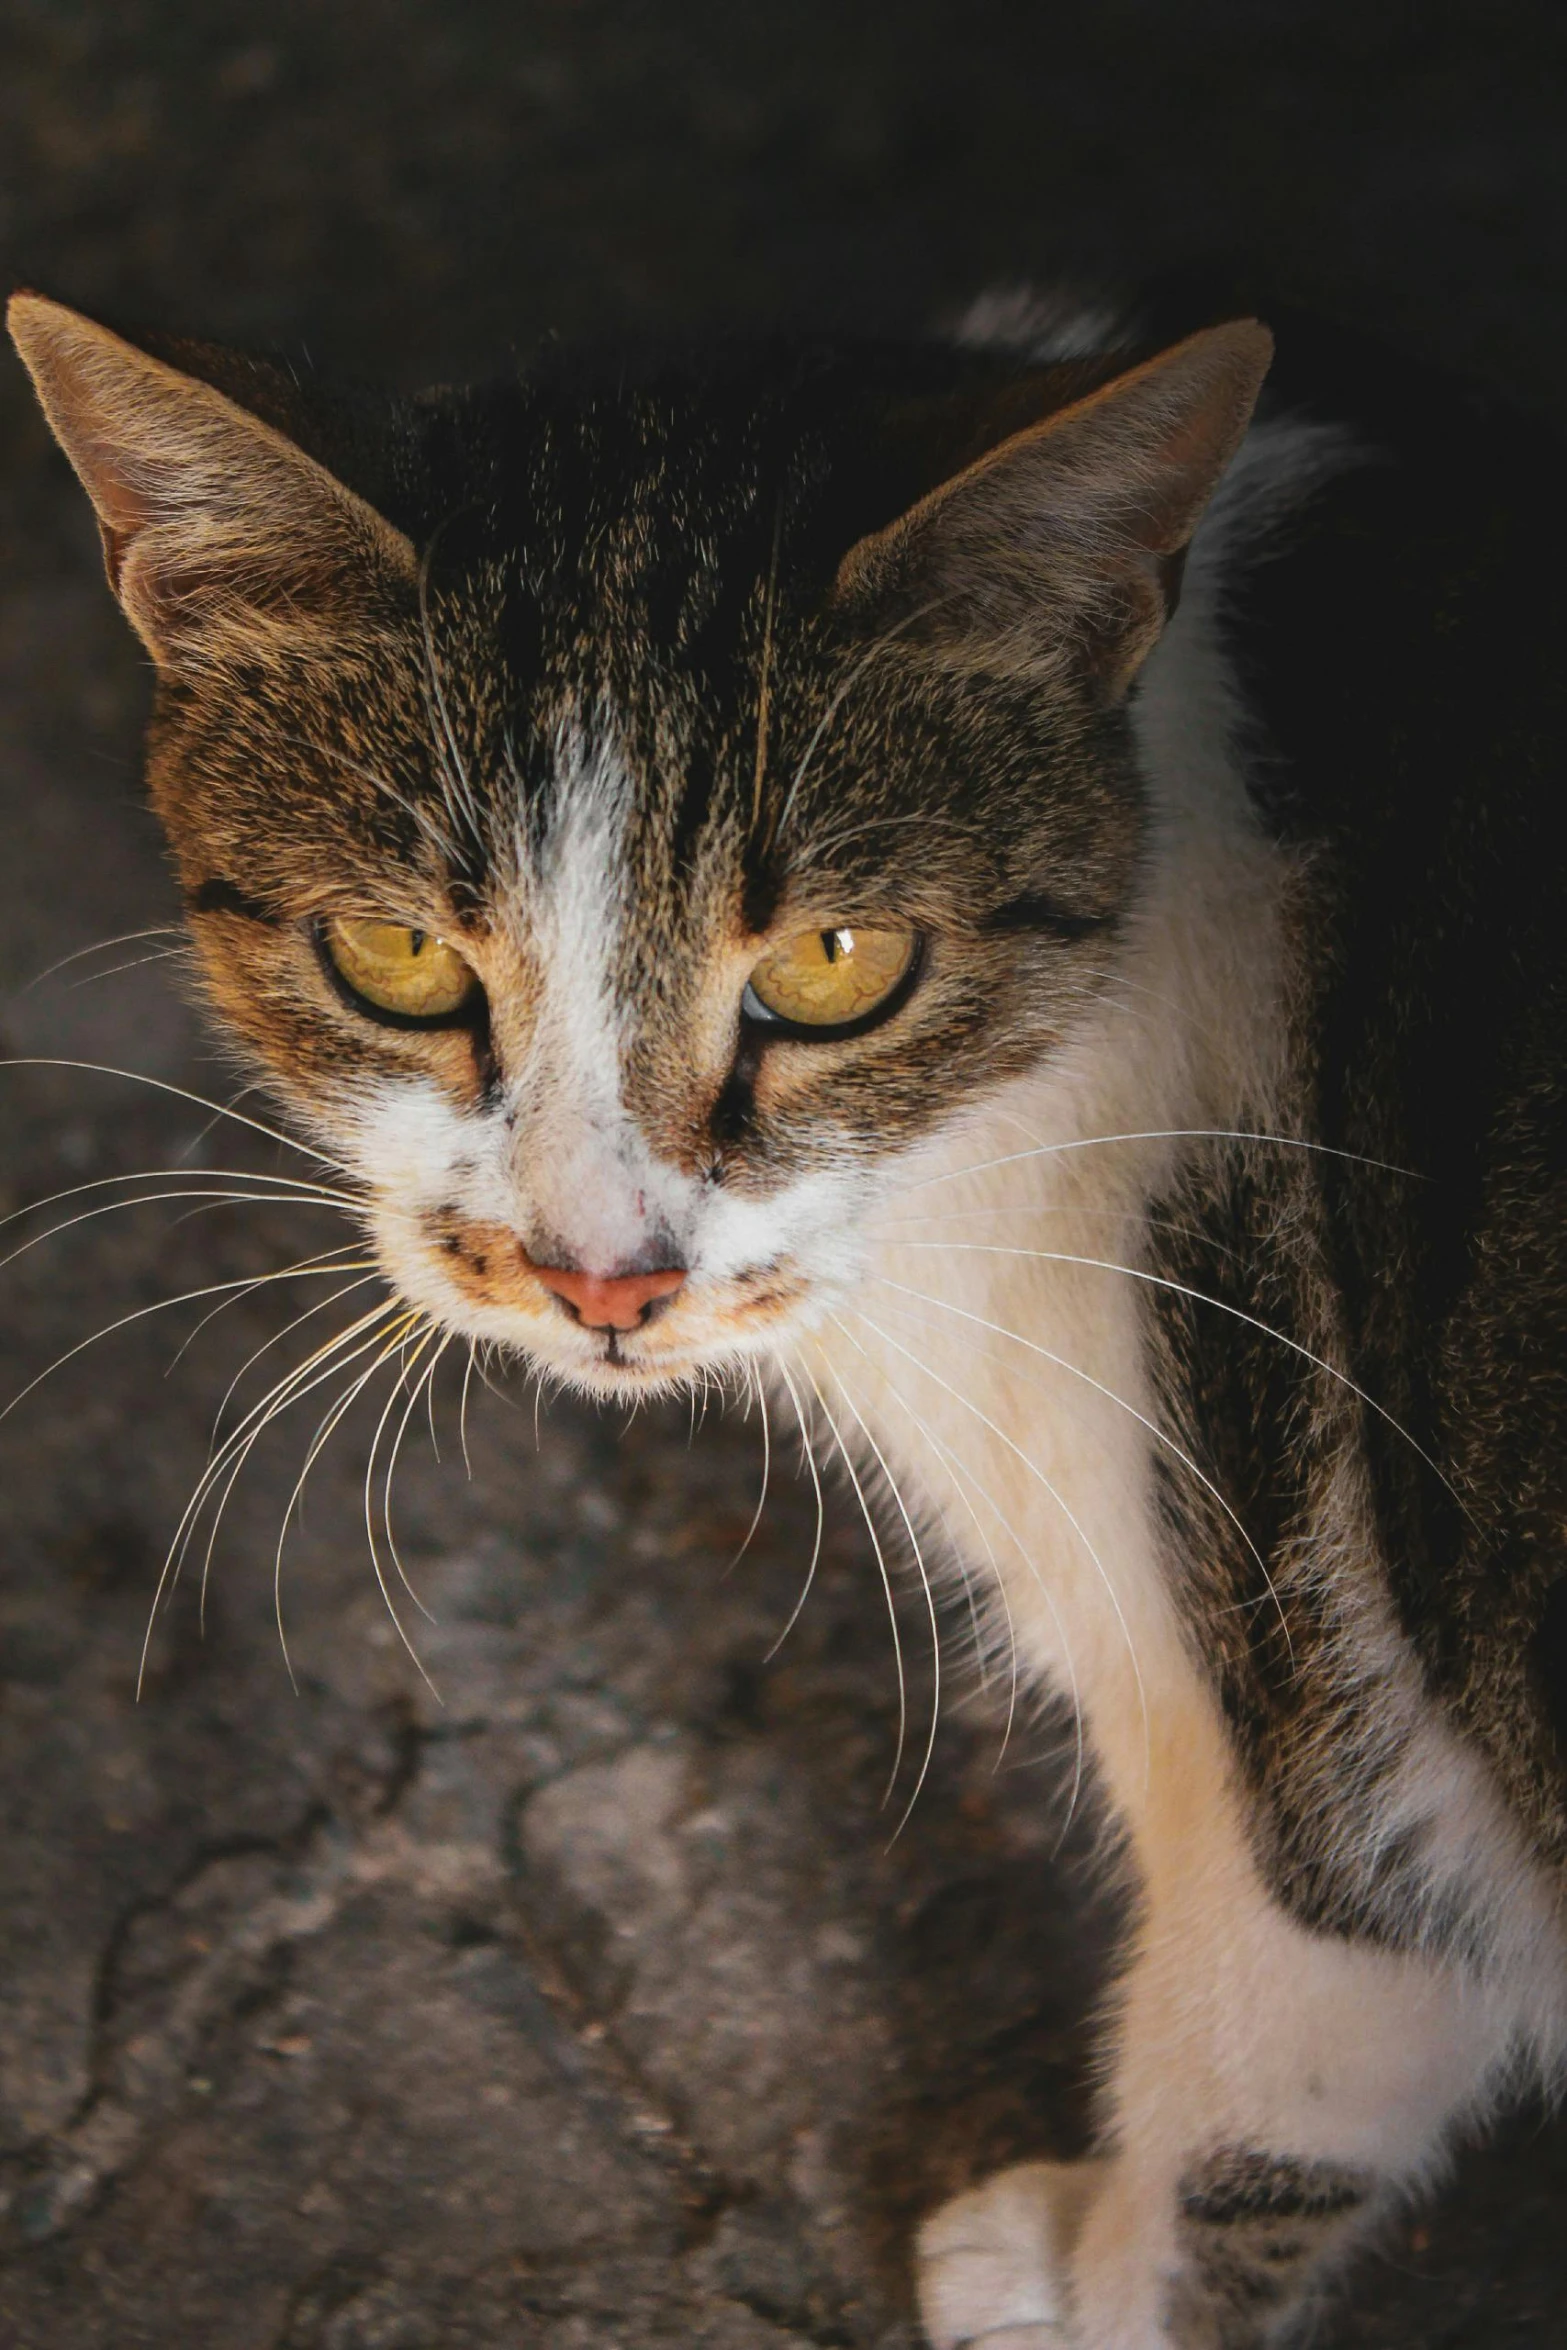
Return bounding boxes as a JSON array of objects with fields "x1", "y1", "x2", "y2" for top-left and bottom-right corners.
[{"x1": 9, "y1": 278, "x2": 1567, "y2": 2349}]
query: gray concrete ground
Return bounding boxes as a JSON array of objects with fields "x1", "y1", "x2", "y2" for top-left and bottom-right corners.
[{"x1": 3, "y1": 5, "x2": 1567, "y2": 2343}]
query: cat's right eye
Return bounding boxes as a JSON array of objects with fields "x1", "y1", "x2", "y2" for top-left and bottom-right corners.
[{"x1": 318, "y1": 916, "x2": 479, "y2": 1025}]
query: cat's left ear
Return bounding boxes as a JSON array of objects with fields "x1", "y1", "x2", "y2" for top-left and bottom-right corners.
[
  {"x1": 837, "y1": 320, "x2": 1274, "y2": 701},
  {"x1": 6, "y1": 291, "x2": 417, "y2": 669}
]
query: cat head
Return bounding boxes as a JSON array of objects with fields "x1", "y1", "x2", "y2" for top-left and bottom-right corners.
[{"x1": 7, "y1": 293, "x2": 1270, "y2": 1398}]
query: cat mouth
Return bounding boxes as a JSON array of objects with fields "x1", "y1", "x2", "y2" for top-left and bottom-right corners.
[
  {"x1": 534, "y1": 1323, "x2": 740, "y2": 1402},
  {"x1": 582, "y1": 1290, "x2": 801, "y2": 1381},
  {"x1": 515, "y1": 1274, "x2": 816, "y2": 1397}
]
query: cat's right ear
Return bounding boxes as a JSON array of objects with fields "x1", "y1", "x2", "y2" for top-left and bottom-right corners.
[{"x1": 6, "y1": 292, "x2": 417, "y2": 668}]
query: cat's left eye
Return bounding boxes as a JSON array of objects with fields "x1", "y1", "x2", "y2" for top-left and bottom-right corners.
[
  {"x1": 319, "y1": 916, "x2": 479, "y2": 1024},
  {"x1": 743, "y1": 925, "x2": 918, "y2": 1035}
]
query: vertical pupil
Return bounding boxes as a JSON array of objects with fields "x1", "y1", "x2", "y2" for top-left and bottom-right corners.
[
  {"x1": 410, "y1": 930, "x2": 426, "y2": 958},
  {"x1": 821, "y1": 929, "x2": 853, "y2": 964}
]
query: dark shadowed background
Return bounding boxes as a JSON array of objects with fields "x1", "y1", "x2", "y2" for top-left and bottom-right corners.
[{"x1": 3, "y1": 5, "x2": 1566, "y2": 2345}]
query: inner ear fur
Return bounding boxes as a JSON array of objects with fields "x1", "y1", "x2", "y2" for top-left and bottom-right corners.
[
  {"x1": 6, "y1": 292, "x2": 417, "y2": 668},
  {"x1": 835, "y1": 320, "x2": 1275, "y2": 700}
]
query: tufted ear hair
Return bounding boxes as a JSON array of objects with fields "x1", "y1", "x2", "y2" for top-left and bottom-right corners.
[
  {"x1": 7, "y1": 291, "x2": 417, "y2": 669},
  {"x1": 835, "y1": 320, "x2": 1274, "y2": 702}
]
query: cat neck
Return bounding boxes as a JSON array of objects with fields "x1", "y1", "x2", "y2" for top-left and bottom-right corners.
[{"x1": 800, "y1": 421, "x2": 1315, "y2": 1820}]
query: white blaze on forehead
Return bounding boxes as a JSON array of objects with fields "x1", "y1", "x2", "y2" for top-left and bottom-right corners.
[
  {"x1": 529, "y1": 728, "x2": 634, "y2": 1124},
  {"x1": 515, "y1": 726, "x2": 697, "y2": 1267}
]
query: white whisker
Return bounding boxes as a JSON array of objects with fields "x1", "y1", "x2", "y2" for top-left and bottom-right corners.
[
  {"x1": 898, "y1": 1127, "x2": 1423, "y2": 1199},
  {"x1": 844, "y1": 1323, "x2": 1088, "y2": 1823},
  {"x1": 187, "y1": 1303, "x2": 411, "y2": 1632},
  {"x1": 65, "y1": 947, "x2": 190, "y2": 989},
  {"x1": 364, "y1": 1326, "x2": 444, "y2": 1649},
  {"x1": 206, "y1": 1268, "x2": 385, "y2": 1439},
  {"x1": 798, "y1": 1357, "x2": 909, "y2": 1807},
  {"x1": 175, "y1": 1082, "x2": 283, "y2": 1167},
  {"x1": 854, "y1": 1305, "x2": 1148, "y2": 1796},
  {"x1": 871, "y1": 1275, "x2": 1296, "y2": 1671},
  {"x1": 772, "y1": 591, "x2": 958, "y2": 842},
  {"x1": 0, "y1": 1256, "x2": 374, "y2": 1430},
  {"x1": 271, "y1": 1311, "x2": 428, "y2": 1691},
  {"x1": 884, "y1": 1239, "x2": 1464, "y2": 1516},
  {"x1": 825, "y1": 1312, "x2": 1004, "y2": 1698},
  {"x1": 822, "y1": 1334, "x2": 943, "y2": 1842},
  {"x1": 23, "y1": 925, "x2": 186, "y2": 991},
  {"x1": 1076, "y1": 963, "x2": 1231, "y2": 1055},
  {"x1": 140, "y1": 1297, "x2": 405, "y2": 1690},
  {"x1": 798, "y1": 807, "x2": 977, "y2": 864},
  {"x1": 382, "y1": 1330, "x2": 450, "y2": 1623},
  {"x1": 880, "y1": 1196, "x2": 1245, "y2": 1264},
  {"x1": 163, "y1": 1255, "x2": 371, "y2": 1385},
  {"x1": 0, "y1": 1056, "x2": 345, "y2": 1169},
  {"x1": 459, "y1": 1341, "x2": 478, "y2": 1479},
  {"x1": 0, "y1": 1186, "x2": 355, "y2": 1286},
  {"x1": 766, "y1": 1358, "x2": 826, "y2": 1661},
  {"x1": 0, "y1": 1162, "x2": 350, "y2": 1243},
  {"x1": 721, "y1": 1363, "x2": 772, "y2": 1578},
  {"x1": 423, "y1": 1346, "x2": 443, "y2": 1463},
  {"x1": 825, "y1": 1315, "x2": 1039, "y2": 1789}
]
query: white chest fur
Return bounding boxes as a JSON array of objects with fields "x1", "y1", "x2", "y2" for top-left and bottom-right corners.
[{"x1": 801, "y1": 508, "x2": 1296, "y2": 1833}]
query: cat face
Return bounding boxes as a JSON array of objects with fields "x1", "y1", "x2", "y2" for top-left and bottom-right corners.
[{"x1": 8, "y1": 297, "x2": 1270, "y2": 1399}]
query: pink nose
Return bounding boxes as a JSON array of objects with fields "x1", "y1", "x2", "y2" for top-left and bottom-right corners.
[{"x1": 525, "y1": 1257, "x2": 687, "y2": 1331}]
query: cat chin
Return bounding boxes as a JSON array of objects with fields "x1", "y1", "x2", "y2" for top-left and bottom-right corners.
[
  {"x1": 496, "y1": 1334, "x2": 761, "y2": 1410},
  {"x1": 549, "y1": 1356, "x2": 734, "y2": 1406}
]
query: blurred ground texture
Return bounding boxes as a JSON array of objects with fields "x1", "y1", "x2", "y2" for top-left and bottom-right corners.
[{"x1": 4, "y1": 4, "x2": 1567, "y2": 2344}]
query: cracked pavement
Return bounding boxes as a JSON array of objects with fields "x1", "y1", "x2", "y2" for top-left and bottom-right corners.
[{"x1": 4, "y1": 4, "x2": 1567, "y2": 2342}]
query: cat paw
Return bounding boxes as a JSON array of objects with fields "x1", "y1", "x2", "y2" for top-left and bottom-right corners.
[{"x1": 916, "y1": 2159, "x2": 1108, "y2": 2349}]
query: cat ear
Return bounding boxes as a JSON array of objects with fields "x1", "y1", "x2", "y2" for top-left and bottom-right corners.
[
  {"x1": 6, "y1": 292, "x2": 417, "y2": 668},
  {"x1": 836, "y1": 320, "x2": 1274, "y2": 700}
]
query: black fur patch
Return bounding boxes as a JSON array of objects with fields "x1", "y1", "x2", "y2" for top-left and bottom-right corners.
[
  {"x1": 1167, "y1": 2146, "x2": 1372, "y2": 2349},
  {"x1": 1148, "y1": 325, "x2": 1567, "y2": 1942},
  {"x1": 979, "y1": 890, "x2": 1115, "y2": 940},
  {"x1": 187, "y1": 876, "x2": 279, "y2": 924},
  {"x1": 1180, "y1": 2146, "x2": 1369, "y2": 2226}
]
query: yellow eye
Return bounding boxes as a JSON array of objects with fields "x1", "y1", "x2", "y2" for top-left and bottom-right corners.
[
  {"x1": 321, "y1": 916, "x2": 478, "y2": 1022},
  {"x1": 744, "y1": 925, "x2": 917, "y2": 1031}
]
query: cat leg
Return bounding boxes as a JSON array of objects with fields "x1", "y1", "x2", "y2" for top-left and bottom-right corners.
[
  {"x1": 916, "y1": 2147, "x2": 1371, "y2": 2350},
  {"x1": 917, "y1": 1934, "x2": 1485, "y2": 2349},
  {"x1": 917, "y1": 1787, "x2": 1515, "y2": 2348},
  {"x1": 1066, "y1": 1832, "x2": 1518, "y2": 2348}
]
